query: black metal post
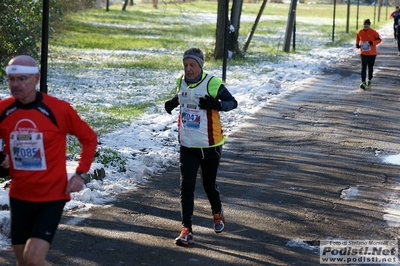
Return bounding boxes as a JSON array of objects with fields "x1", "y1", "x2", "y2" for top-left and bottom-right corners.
[
  {"x1": 345, "y1": 0, "x2": 350, "y2": 32},
  {"x1": 222, "y1": 0, "x2": 229, "y2": 82},
  {"x1": 332, "y1": 0, "x2": 336, "y2": 42},
  {"x1": 40, "y1": 0, "x2": 49, "y2": 93},
  {"x1": 292, "y1": 13, "x2": 296, "y2": 51},
  {"x1": 356, "y1": 0, "x2": 360, "y2": 30}
]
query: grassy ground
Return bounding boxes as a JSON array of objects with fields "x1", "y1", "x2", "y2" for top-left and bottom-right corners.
[{"x1": 50, "y1": 1, "x2": 391, "y2": 69}]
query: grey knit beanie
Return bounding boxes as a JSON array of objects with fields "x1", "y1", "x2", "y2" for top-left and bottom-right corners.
[{"x1": 183, "y1": 48, "x2": 204, "y2": 68}]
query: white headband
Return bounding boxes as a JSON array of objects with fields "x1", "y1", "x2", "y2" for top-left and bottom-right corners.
[{"x1": 6, "y1": 65, "x2": 39, "y2": 75}]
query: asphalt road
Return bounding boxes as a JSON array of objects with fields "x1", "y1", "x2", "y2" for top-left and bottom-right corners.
[{"x1": 1, "y1": 35, "x2": 400, "y2": 266}]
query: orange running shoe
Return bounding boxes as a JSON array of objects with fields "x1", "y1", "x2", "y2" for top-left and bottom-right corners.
[
  {"x1": 175, "y1": 227, "x2": 194, "y2": 246},
  {"x1": 213, "y1": 209, "x2": 225, "y2": 233}
]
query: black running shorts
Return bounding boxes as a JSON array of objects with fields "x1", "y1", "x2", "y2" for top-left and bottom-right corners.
[{"x1": 10, "y1": 197, "x2": 67, "y2": 245}]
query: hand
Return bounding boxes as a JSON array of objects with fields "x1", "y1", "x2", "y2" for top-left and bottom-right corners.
[
  {"x1": 65, "y1": 174, "x2": 84, "y2": 194},
  {"x1": 164, "y1": 97, "x2": 179, "y2": 114},
  {"x1": 356, "y1": 44, "x2": 360, "y2": 49},
  {"x1": 368, "y1": 41, "x2": 373, "y2": 45},
  {"x1": 164, "y1": 101, "x2": 174, "y2": 114},
  {"x1": 199, "y1": 95, "x2": 221, "y2": 110}
]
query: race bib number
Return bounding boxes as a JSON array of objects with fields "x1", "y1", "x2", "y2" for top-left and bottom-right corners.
[
  {"x1": 10, "y1": 119, "x2": 47, "y2": 170},
  {"x1": 361, "y1": 41, "x2": 371, "y2": 51},
  {"x1": 181, "y1": 107, "x2": 201, "y2": 130}
]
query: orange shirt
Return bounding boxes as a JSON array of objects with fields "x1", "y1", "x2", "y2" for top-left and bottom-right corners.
[{"x1": 356, "y1": 28, "x2": 381, "y2": 56}]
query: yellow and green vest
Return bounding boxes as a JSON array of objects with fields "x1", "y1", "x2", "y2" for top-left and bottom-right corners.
[{"x1": 176, "y1": 72, "x2": 226, "y2": 148}]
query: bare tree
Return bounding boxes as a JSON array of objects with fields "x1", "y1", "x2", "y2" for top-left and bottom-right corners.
[
  {"x1": 122, "y1": 0, "x2": 128, "y2": 11},
  {"x1": 214, "y1": 0, "x2": 229, "y2": 59},
  {"x1": 243, "y1": 0, "x2": 268, "y2": 53},
  {"x1": 229, "y1": 0, "x2": 243, "y2": 56},
  {"x1": 214, "y1": 0, "x2": 243, "y2": 59}
]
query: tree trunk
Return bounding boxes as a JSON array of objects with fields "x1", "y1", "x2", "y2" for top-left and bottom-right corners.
[
  {"x1": 243, "y1": 0, "x2": 268, "y2": 53},
  {"x1": 283, "y1": 0, "x2": 297, "y2": 52},
  {"x1": 214, "y1": 0, "x2": 229, "y2": 59},
  {"x1": 230, "y1": 0, "x2": 243, "y2": 57},
  {"x1": 122, "y1": 0, "x2": 128, "y2": 11}
]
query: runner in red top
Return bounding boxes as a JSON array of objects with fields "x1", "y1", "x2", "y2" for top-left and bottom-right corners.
[
  {"x1": 355, "y1": 19, "x2": 381, "y2": 90},
  {"x1": 389, "y1": 6, "x2": 400, "y2": 41},
  {"x1": 1, "y1": 55, "x2": 98, "y2": 266}
]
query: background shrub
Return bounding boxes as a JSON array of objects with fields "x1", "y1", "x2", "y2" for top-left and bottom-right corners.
[{"x1": 0, "y1": 0, "x2": 95, "y2": 77}]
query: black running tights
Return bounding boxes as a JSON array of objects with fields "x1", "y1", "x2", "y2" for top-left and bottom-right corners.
[
  {"x1": 179, "y1": 145, "x2": 222, "y2": 230},
  {"x1": 360, "y1": 55, "x2": 376, "y2": 82}
]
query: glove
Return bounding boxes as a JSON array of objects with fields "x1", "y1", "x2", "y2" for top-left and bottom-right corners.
[
  {"x1": 368, "y1": 41, "x2": 373, "y2": 45},
  {"x1": 0, "y1": 152, "x2": 9, "y2": 178},
  {"x1": 356, "y1": 44, "x2": 360, "y2": 49},
  {"x1": 164, "y1": 97, "x2": 179, "y2": 114},
  {"x1": 0, "y1": 152, "x2": 6, "y2": 164},
  {"x1": 199, "y1": 95, "x2": 221, "y2": 111}
]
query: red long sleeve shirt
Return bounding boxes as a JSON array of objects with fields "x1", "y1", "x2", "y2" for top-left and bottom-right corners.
[{"x1": 0, "y1": 92, "x2": 98, "y2": 202}]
